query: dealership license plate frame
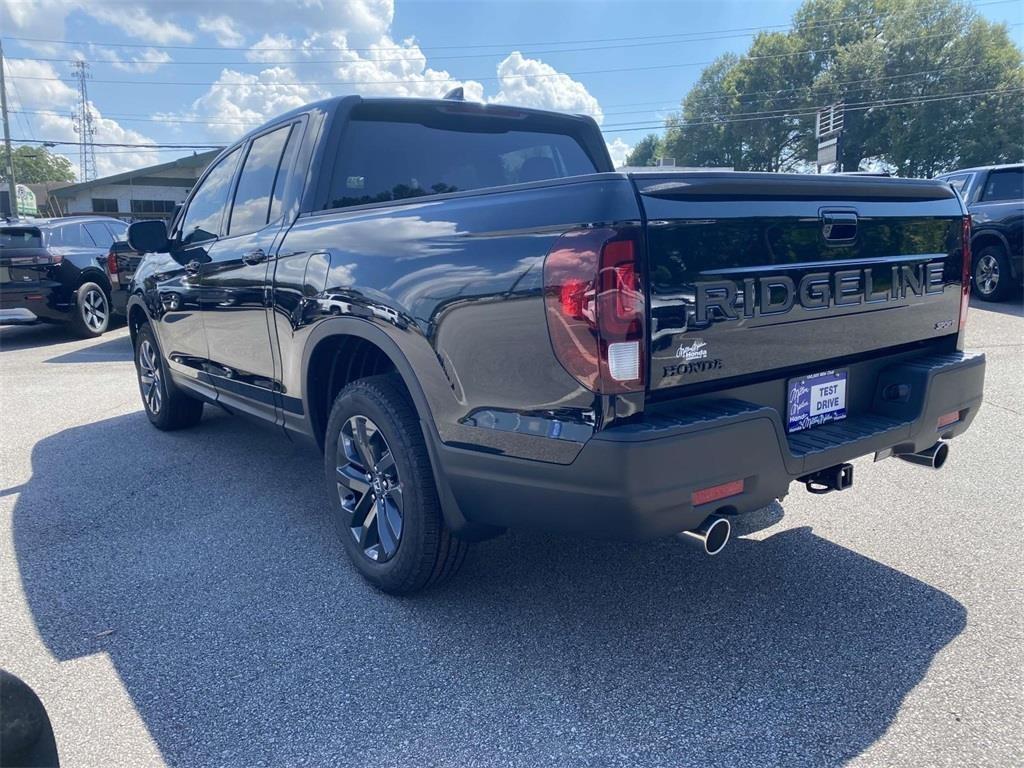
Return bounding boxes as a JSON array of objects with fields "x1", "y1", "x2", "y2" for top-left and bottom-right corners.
[{"x1": 787, "y1": 369, "x2": 849, "y2": 433}]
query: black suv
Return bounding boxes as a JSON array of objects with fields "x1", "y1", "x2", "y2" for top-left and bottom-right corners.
[
  {"x1": 0, "y1": 216, "x2": 136, "y2": 337},
  {"x1": 937, "y1": 164, "x2": 1023, "y2": 302}
]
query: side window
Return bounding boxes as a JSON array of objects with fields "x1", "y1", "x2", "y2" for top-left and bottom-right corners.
[
  {"x1": 84, "y1": 221, "x2": 114, "y2": 247},
  {"x1": 981, "y1": 168, "x2": 1023, "y2": 202},
  {"x1": 943, "y1": 174, "x2": 971, "y2": 198},
  {"x1": 227, "y1": 125, "x2": 293, "y2": 237},
  {"x1": 179, "y1": 147, "x2": 241, "y2": 246},
  {"x1": 52, "y1": 223, "x2": 88, "y2": 247},
  {"x1": 104, "y1": 220, "x2": 129, "y2": 242}
]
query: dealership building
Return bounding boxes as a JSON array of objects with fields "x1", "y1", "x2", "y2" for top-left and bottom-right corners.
[{"x1": 44, "y1": 149, "x2": 221, "y2": 221}]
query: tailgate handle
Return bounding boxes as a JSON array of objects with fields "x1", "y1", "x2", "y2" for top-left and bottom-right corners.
[{"x1": 821, "y1": 210, "x2": 858, "y2": 243}]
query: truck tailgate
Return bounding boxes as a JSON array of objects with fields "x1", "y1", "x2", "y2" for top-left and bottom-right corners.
[{"x1": 635, "y1": 172, "x2": 966, "y2": 392}]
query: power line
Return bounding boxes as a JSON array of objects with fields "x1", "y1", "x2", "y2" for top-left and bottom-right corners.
[
  {"x1": 13, "y1": 24, "x2": 1018, "y2": 91},
  {"x1": 599, "y1": 87, "x2": 1024, "y2": 133},
  {"x1": 10, "y1": 87, "x2": 1020, "y2": 144},
  {"x1": 2, "y1": 0, "x2": 1015, "y2": 56},
  {"x1": 8, "y1": 61, "x2": 991, "y2": 128}
]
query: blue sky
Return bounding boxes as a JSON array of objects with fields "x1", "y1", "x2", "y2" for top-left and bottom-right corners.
[{"x1": 2, "y1": 0, "x2": 1021, "y2": 178}]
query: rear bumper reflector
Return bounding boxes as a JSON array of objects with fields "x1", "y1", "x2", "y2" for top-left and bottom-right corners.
[
  {"x1": 937, "y1": 410, "x2": 961, "y2": 429},
  {"x1": 691, "y1": 479, "x2": 744, "y2": 507}
]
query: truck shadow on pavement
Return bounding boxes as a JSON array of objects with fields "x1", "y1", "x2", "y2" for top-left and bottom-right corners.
[{"x1": 13, "y1": 411, "x2": 966, "y2": 768}]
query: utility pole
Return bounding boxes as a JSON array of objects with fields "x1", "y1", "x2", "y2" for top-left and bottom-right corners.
[
  {"x1": 0, "y1": 40, "x2": 19, "y2": 216},
  {"x1": 71, "y1": 60, "x2": 97, "y2": 182}
]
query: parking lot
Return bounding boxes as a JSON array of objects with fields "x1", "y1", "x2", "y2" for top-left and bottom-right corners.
[{"x1": 0, "y1": 300, "x2": 1020, "y2": 767}]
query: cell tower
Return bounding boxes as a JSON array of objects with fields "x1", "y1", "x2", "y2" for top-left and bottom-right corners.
[{"x1": 71, "y1": 60, "x2": 97, "y2": 182}]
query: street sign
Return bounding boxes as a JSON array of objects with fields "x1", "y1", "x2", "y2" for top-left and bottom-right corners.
[
  {"x1": 816, "y1": 103, "x2": 844, "y2": 139},
  {"x1": 816, "y1": 137, "x2": 839, "y2": 167}
]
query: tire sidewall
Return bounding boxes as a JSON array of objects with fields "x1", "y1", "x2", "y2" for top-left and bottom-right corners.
[
  {"x1": 973, "y1": 246, "x2": 1011, "y2": 301},
  {"x1": 134, "y1": 325, "x2": 169, "y2": 427},
  {"x1": 324, "y1": 384, "x2": 433, "y2": 590},
  {"x1": 74, "y1": 281, "x2": 110, "y2": 336}
]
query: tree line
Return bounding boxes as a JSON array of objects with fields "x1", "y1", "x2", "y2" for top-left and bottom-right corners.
[{"x1": 625, "y1": 0, "x2": 1023, "y2": 177}]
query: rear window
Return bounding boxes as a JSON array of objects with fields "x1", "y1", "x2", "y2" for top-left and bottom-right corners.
[
  {"x1": 326, "y1": 109, "x2": 599, "y2": 209},
  {"x1": 0, "y1": 228, "x2": 43, "y2": 248}
]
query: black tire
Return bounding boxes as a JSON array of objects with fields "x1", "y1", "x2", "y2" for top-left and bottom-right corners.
[
  {"x1": 134, "y1": 324, "x2": 204, "y2": 430},
  {"x1": 324, "y1": 374, "x2": 468, "y2": 594},
  {"x1": 972, "y1": 244, "x2": 1015, "y2": 302},
  {"x1": 69, "y1": 281, "x2": 110, "y2": 338}
]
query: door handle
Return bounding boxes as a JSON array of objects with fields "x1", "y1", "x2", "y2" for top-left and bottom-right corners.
[{"x1": 242, "y1": 248, "x2": 267, "y2": 265}]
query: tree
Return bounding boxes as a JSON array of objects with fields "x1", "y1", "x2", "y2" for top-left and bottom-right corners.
[
  {"x1": 624, "y1": 134, "x2": 662, "y2": 166},
  {"x1": 659, "y1": 0, "x2": 1023, "y2": 175},
  {"x1": 0, "y1": 146, "x2": 76, "y2": 184}
]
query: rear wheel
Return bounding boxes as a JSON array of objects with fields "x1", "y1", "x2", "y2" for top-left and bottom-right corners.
[
  {"x1": 70, "y1": 281, "x2": 110, "y2": 337},
  {"x1": 973, "y1": 245, "x2": 1015, "y2": 302},
  {"x1": 134, "y1": 324, "x2": 204, "y2": 430},
  {"x1": 324, "y1": 374, "x2": 468, "y2": 594}
]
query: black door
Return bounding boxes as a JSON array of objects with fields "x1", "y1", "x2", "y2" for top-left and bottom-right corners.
[
  {"x1": 200, "y1": 122, "x2": 299, "y2": 421},
  {"x1": 158, "y1": 145, "x2": 243, "y2": 392}
]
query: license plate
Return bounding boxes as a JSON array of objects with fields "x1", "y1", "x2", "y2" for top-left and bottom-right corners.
[{"x1": 787, "y1": 369, "x2": 848, "y2": 433}]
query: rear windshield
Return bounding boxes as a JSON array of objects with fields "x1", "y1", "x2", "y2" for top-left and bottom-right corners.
[
  {"x1": 0, "y1": 228, "x2": 43, "y2": 248},
  {"x1": 326, "y1": 107, "x2": 600, "y2": 209}
]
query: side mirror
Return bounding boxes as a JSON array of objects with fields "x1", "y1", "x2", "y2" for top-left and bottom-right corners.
[{"x1": 127, "y1": 220, "x2": 169, "y2": 254}]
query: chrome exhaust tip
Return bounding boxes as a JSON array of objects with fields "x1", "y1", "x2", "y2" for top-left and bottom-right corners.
[
  {"x1": 897, "y1": 441, "x2": 950, "y2": 470},
  {"x1": 677, "y1": 515, "x2": 731, "y2": 556}
]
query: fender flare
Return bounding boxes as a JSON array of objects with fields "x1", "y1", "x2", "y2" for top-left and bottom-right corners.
[
  {"x1": 971, "y1": 228, "x2": 1010, "y2": 254},
  {"x1": 299, "y1": 317, "x2": 496, "y2": 540}
]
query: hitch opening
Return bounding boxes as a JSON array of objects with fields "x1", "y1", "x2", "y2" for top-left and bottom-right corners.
[{"x1": 800, "y1": 463, "x2": 854, "y2": 495}]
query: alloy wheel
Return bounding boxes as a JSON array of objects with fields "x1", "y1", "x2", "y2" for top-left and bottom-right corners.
[
  {"x1": 976, "y1": 253, "x2": 1000, "y2": 296},
  {"x1": 138, "y1": 339, "x2": 163, "y2": 415},
  {"x1": 82, "y1": 288, "x2": 108, "y2": 332},
  {"x1": 336, "y1": 415, "x2": 404, "y2": 563}
]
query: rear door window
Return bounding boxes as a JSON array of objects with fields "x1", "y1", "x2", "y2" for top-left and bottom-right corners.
[
  {"x1": 51, "y1": 223, "x2": 91, "y2": 247},
  {"x1": 227, "y1": 124, "x2": 294, "y2": 237},
  {"x1": 326, "y1": 111, "x2": 599, "y2": 209},
  {"x1": 84, "y1": 221, "x2": 115, "y2": 247},
  {"x1": 981, "y1": 168, "x2": 1023, "y2": 202}
]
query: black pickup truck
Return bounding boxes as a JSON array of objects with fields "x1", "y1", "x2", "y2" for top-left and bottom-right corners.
[
  {"x1": 125, "y1": 95, "x2": 985, "y2": 593},
  {"x1": 936, "y1": 164, "x2": 1023, "y2": 302}
]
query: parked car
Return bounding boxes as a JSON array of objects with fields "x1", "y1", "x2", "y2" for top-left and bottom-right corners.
[
  {"x1": 936, "y1": 163, "x2": 1023, "y2": 301},
  {"x1": 0, "y1": 215, "x2": 139, "y2": 337},
  {"x1": 125, "y1": 95, "x2": 985, "y2": 594}
]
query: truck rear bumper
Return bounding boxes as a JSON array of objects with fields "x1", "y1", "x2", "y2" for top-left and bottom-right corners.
[{"x1": 441, "y1": 351, "x2": 985, "y2": 540}]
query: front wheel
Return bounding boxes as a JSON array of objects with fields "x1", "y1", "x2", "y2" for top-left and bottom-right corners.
[
  {"x1": 134, "y1": 324, "x2": 204, "y2": 430},
  {"x1": 70, "y1": 281, "x2": 110, "y2": 337},
  {"x1": 973, "y1": 245, "x2": 1015, "y2": 302},
  {"x1": 324, "y1": 374, "x2": 468, "y2": 594}
]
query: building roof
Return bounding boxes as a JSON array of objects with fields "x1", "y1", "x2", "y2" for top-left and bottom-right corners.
[{"x1": 51, "y1": 149, "x2": 223, "y2": 197}]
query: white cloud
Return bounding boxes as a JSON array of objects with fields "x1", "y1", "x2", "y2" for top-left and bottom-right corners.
[
  {"x1": 87, "y1": 6, "x2": 193, "y2": 44},
  {"x1": 91, "y1": 47, "x2": 173, "y2": 74},
  {"x1": 489, "y1": 52, "x2": 603, "y2": 123},
  {"x1": 606, "y1": 138, "x2": 633, "y2": 168},
  {"x1": 198, "y1": 15, "x2": 246, "y2": 47}
]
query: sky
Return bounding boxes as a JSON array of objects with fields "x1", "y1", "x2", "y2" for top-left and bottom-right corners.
[{"x1": 2, "y1": 0, "x2": 1022, "y2": 179}]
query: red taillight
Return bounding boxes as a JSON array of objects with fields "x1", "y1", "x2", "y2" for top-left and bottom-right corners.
[
  {"x1": 543, "y1": 228, "x2": 645, "y2": 394},
  {"x1": 958, "y1": 216, "x2": 971, "y2": 345},
  {"x1": 107, "y1": 250, "x2": 118, "y2": 274}
]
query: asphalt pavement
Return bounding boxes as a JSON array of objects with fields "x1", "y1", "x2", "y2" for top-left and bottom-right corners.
[{"x1": 1, "y1": 299, "x2": 1021, "y2": 767}]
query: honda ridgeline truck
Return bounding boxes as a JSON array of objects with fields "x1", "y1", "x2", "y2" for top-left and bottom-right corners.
[{"x1": 125, "y1": 95, "x2": 985, "y2": 593}]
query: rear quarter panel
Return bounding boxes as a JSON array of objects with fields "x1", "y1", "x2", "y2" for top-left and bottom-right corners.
[{"x1": 273, "y1": 174, "x2": 641, "y2": 462}]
